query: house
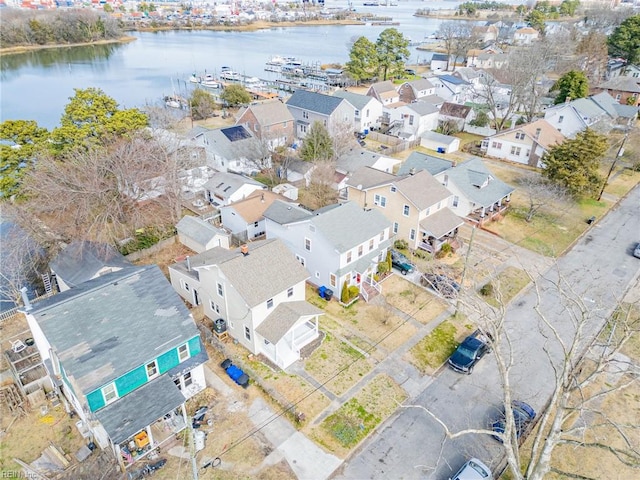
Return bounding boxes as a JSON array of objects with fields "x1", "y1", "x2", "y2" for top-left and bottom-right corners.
[
  {"x1": 481, "y1": 119, "x2": 565, "y2": 167},
  {"x1": 623, "y1": 64, "x2": 640, "y2": 80},
  {"x1": 219, "y1": 190, "x2": 296, "y2": 243},
  {"x1": 333, "y1": 89, "x2": 383, "y2": 133},
  {"x1": 543, "y1": 97, "x2": 611, "y2": 138},
  {"x1": 471, "y1": 52, "x2": 509, "y2": 70},
  {"x1": 427, "y1": 74, "x2": 471, "y2": 103},
  {"x1": 420, "y1": 131, "x2": 461, "y2": 154},
  {"x1": 472, "y1": 25, "x2": 499, "y2": 43},
  {"x1": 430, "y1": 53, "x2": 451, "y2": 72},
  {"x1": 23, "y1": 266, "x2": 208, "y2": 468},
  {"x1": 235, "y1": 100, "x2": 295, "y2": 148},
  {"x1": 271, "y1": 182, "x2": 299, "y2": 201},
  {"x1": 49, "y1": 241, "x2": 132, "y2": 293},
  {"x1": 605, "y1": 58, "x2": 627, "y2": 80},
  {"x1": 176, "y1": 215, "x2": 231, "y2": 253},
  {"x1": 397, "y1": 78, "x2": 436, "y2": 104},
  {"x1": 264, "y1": 201, "x2": 392, "y2": 302},
  {"x1": 513, "y1": 27, "x2": 539, "y2": 45},
  {"x1": 285, "y1": 89, "x2": 356, "y2": 139},
  {"x1": 366, "y1": 80, "x2": 401, "y2": 106},
  {"x1": 346, "y1": 167, "x2": 463, "y2": 254},
  {"x1": 451, "y1": 67, "x2": 485, "y2": 90},
  {"x1": 169, "y1": 239, "x2": 322, "y2": 370},
  {"x1": 381, "y1": 101, "x2": 440, "y2": 139},
  {"x1": 439, "y1": 102, "x2": 474, "y2": 131},
  {"x1": 335, "y1": 147, "x2": 402, "y2": 195},
  {"x1": 398, "y1": 153, "x2": 514, "y2": 225},
  {"x1": 591, "y1": 76, "x2": 640, "y2": 106},
  {"x1": 202, "y1": 171, "x2": 267, "y2": 207},
  {"x1": 187, "y1": 125, "x2": 266, "y2": 175}
]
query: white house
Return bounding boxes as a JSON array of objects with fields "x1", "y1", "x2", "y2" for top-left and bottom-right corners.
[
  {"x1": 543, "y1": 96, "x2": 612, "y2": 138},
  {"x1": 426, "y1": 74, "x2": 472, "y2": 103},
  {"x1": 383, "y1": 101, "x2": 440, "y2": 140},
  {"x1": 513, "y1": 27, "x2": 539, "y2": 45},
  {"x1": 366, "y1": 81, "x2": 401, "y2": 106},
  {"x1": 285, "y1": 89, "x2": 356, "y2": 139},
  {"x1": 202, "y1": 171, "x2": 267, "y2": 207},
  {"x1": 176, "y1": 215, "x2": 231, "y2": 253},
  {"x1": 420, "y1": 131, "x2": 461, "y2": 154},
  {"x1": 169, "y1": 239, "x2": 322, "y2": 370},
  {"x1": 264, "y1": 201, "x2": 392, "y2": 302},
  {"x1": 333, "y1": 89, "x2": 383, "y2": 133}
]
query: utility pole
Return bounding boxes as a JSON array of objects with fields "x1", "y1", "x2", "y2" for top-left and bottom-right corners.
[
  {"x1": 455, "y1": 225, "x2": 476, "y2": 316},
  {"x1": 597, "y1": 130, "x2": 629, "y2": 201}
]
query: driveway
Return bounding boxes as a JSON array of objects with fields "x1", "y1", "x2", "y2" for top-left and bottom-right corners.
[{"x1": 334, "y1": 185, "x2": 640, "y2": 480}]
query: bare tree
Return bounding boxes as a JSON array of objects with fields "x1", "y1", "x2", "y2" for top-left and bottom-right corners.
[
  {"x1": 518, "y1": 173, "x2": 571, "y2": 223},
  {"x1": 451, "y1": 22, "x2": 481, "y2": 71},
  {"x1": 303, "y1": 160, "x2": 338, "y2": 210},
  {"x1": 574, "y1": 30, "x2": 609, "y2": 84},
  {"x1": 436, "y1": 22, "x2": 458, "y2": 71},
  {"x1": 332, "y1": 120, "x2": 359, "y2": 159}
]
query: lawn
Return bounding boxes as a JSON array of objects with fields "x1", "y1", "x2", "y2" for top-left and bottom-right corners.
[
  {"x1": 311, "y1": 374, "x2": 406, "y2": 457},
  {"x1": 380, "y1": 275, "x2": 449, "y2": 324},
  {"x1": 479, "y1": 266, "x2": 531, "y2": 308},
  {"x1": 406, "y1": 314, "x2": 473, "y2": 375}
]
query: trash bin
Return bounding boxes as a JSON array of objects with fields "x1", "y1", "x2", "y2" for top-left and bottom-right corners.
[
  {"x1": 437, "y1": 147, "x2": 446, "y2": 153},
  {"x1": 318, "y1": 286, "x2": 327, "y2": 299},
  {"x1": 324, "y1": 289, "x2": 333, "y2": 301},
  {"x1": 587, "y1": 216, "x2": 596, "y2": 225}
]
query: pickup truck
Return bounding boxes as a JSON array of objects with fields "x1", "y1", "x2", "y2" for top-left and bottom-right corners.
[{"x1": 448, "y1": 329, "x2": 493, "y2": 374}]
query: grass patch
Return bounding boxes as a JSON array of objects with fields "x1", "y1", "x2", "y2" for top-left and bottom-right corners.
[
  {"x1": 453, "y1": 131, "x2": 483, "y2": 147},
  {"x1": 407, "y1": 315, "x2": 473, "y2": 374},
  {"x1": 603, "y1": 167, "x2": 640, "y2": 197},
  {"x1": 315, "y1": 374, "x2": 406, "y2": 453},
  {"x1": 480, "y1": 266, "x2": 530, "y2": 308}
]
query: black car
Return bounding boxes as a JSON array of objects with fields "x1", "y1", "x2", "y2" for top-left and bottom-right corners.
[
  {"x1": 448, "y1": 329, "x2": 493, "y2": 374},
  {"x1": 420, "y1": 273, "x2": 460, "y2": 298},
  {"x1": 491, "y1": 400, "x2": 536, "y2": 443}
]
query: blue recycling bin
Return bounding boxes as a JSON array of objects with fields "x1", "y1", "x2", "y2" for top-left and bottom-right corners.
[
  {"x1": 318, "y1": 286, "x2": 327, "y2": 298},
  {"x1": 437, "y1": 147, "x2": 446, "y2": 153}
]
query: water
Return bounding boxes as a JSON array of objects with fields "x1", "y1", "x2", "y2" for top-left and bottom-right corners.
[{"x1": 0, "y1": 0, "x2": 474, "y2": 129}]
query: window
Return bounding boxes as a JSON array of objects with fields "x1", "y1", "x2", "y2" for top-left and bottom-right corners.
[
  {"x1": 254, "y1": 221, "x2": 259, "y2": 228},
  {"x1": 358, "y1": 245, "x2": 363, "y2": 257},
  {"x1": 244, "y1": 326, "x2": 251, "y2": 341},
  {"x1": 425, "y1": 207, "x2": 430, "y2": 216},
  {"x1": 403, "y1": 205, "x2": 410, "y2": 216},
  {"x1": 510, "y1": 146, "x2": 522, "y2": 156},
  {"x1": 183, "y1": 371, "x2": 192, "y2": 388},
  {"x1": 409, "y1": 115, "x2": 414, "y2": 126},
  {"x1": 305, "y1": 238, "x2": 311, "y2": 251},
  {"x1": 295, "y1": 254, "x2": 306, "y2": 266},
  {"x1": 366, "y1": 108, "x2": 370, "y2": 116},
  {"x1": 369, "y1": 239, "x2": 374, "y2": 250},
  {"x1": 209, "y1": 300, "x2": 220, "y2": 313},
  {"x1": 146, "y1": 361, "x2": 158, "y2": 379},
  {"x1": 174, "y1": 378, "x2": 181, "y2": 390},
  {"x1": 374, "y1": 194, "x2": 387, "y2": 207},
  {"x1": 390, "y1": 186, "x2": 396, "y2": 193},
  {"x1": 346, "y1": 251, "x2": 352, "y2": 263},
  {"x1": 103, "y1": 384, "x2": 117, "y2": 404},
  {"x1": 558, "y1": 115, "x2": 564, "y2": 124},
  {"x1": 437, "y1": 201, "x2": 441, "y2": 209},
  {"x1": 491, "y1": 141, "x2": 502, "y2": 150},
  {"x1": 287, "y1": 287, "x2": 294, "y2": 297},
  {"x1": 393, "y1": 222, "x2": 399, "y2": 234},
  {"x1": 267, "y1": 298, "x2": 274, "y2": 309},
  {"x1": 515, "y1": 132, "x2": 525, "y2": 140},
  {"x1": 410, "y1": 229, "x2": 416, "y2": 240},
  {"x1": 615, "y1": 94, "x2": 622, "y2": 101},
  {"x1": 315, "y1": 271, "x2": 320, "y2": 278},
  {"x1": 300, "y1": 124, "x2": 307, "y2": 133},
  {"x1": 181, "y1": 280, "x2": 190, "y2": 292},
  {"x1": 178, "y1": 344, "x2": 189, "y2": 362},
  {"x1": 443, "y1": 174, "x2": 448, "y2": 186},
  {"x1": 330, "y1": 274, "x2": 337, "y2": 288},
  {"x1": 453, "y1": 195, "x2": 459, "y2": 207},
  {"x1": 217, "y1": 282, "x2": 224, "y2": 297},
  {"x1": 302, "y1": 111, "x2": 308, "y2": 119},
  {"x1": 355, "y1": 109, "x2": 360, "y2": 117},
  {"x1": 379, "y1": 231, "x2": 384, "y2": 241}
]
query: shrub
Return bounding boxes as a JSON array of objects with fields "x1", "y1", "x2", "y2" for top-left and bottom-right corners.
[
  {"x1": 480, "y1": 282, "x2": 494, "y2": 296},
  {"x1": 348, "y1": 285, "x2": 360, "y2": 300},
  {"x1": 377, "y1": 261, "x2": 389, "y2": 275},
  {"x1": 436, "y1": 243, "x2": 453, "y2": 258},
  {"x1": 341, "y1": 281, "x2": 349, "y2": 303},
  {"x1": 412, "y1": 249, "x2": 428, "y2": 259},
  {"x1": 394, "y1": 239, "x2": 408, "y2": 250}
]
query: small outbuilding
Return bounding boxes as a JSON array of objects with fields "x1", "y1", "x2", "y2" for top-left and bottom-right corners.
[
  {"x1": 176, "y1": 216, "x2": 231, "y2": 253},
  {"x1": 420, "y1": 131, "x2": 460, "y2": 154}
]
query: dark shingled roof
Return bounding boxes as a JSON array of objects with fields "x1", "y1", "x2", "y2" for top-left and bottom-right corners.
[{"x1": 286, "y1": 90, "x2": 345, "y2": 115}]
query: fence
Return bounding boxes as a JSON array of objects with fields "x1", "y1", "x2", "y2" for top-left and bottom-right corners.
[
  {"x1": 124, "y1": 236, "x2": 178, "y2": 262},
  {"x1": 463, "y1": 125, "x2": 496, "y2": 137},
  {"x1": 366, "y1": 132, "x2": 420, "y2": 155}
]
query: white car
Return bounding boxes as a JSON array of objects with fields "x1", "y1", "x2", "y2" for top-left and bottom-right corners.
[{"x1": 450, "y1": 458, "x2": 493, "y2": 480}]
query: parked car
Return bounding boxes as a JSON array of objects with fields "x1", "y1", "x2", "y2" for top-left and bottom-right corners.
[
  {"x1": 450, "y1": 457, "x2": 493, "y2": 480},
  {"x1": 448, "y1": 329, "x2": 493, "y2": 374},
  {"x1": 633, "y1": 242, "x2": 640, "y2": 259},
  {"x1": 391, "y1": 249, "x2": 414, "y2": 275},
  {"x1": 420, "y1": 273, "x2": 460, "y2": 298},
  {"x1": 491, "y1": 400, "x2": 536, "y2": 443}
]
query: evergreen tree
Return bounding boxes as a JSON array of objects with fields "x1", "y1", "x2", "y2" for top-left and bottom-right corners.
[
  {"x1": 345, "y1": 37, "x2": 379, "y2": 82},
  {"x1": 299, "y1": 122, "x2": 334, "y2": 162},
  {"x1": 551, "y1": 70, "x2": 589, "y2": 104}
]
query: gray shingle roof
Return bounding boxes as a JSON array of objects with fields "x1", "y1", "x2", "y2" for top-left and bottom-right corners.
[
  {"x1": 408, "y1": 78, "x2": 435, "y2": 91},
  {"x1": 336, "y1": 148, "x2": 394, "y2": 174},
  {"x1": 49, "y1": 241, "x2": 132, "y2": 288},
  {"x1": 238, "y1": 100, "x2": 294, "y2": 126},
  {"x1": 346, "y1": 166, "x2": 396, "y2": 189},
  {"x1": 311, "y1": 202, "x2": 391, "y2": 253},
  {"x1": 198, "y1": 125, "x2": 256, "y2": 160},
  {"x1": 597, "y1": 76, "x2": 640, "y2": 93},
  {"x1": 333, "y1": 90, "x2": 373, "y2": 110},
  {"x1": 176, "y1": 216, "x2": 225, "y2": 246},
  {"x1": 419, "y1": 207, "x2": 463, "y2": 238},
  {"x1": 398, "y1": 152, "x2": 454, "y2": 176},
  {"x1": 407, "y1": 102, "x2": 439, "y2": 116},
  {"x1": 421, "y1": 131, "x2": 459, "y2": 145},
  {"x1": 445, "y1": 158, "x2": 515, "y2": 207},
  {"x1": 255, "y1": 301, "x2": 323, "y2": 344},
  {"x1": 203, "y1": 171, "x2": 266, "y2": 202},
  {"x1": 286, "y1": 90, "x2": 345, "y2": 115},
  {"x1": 571, "y1": 98, "x2": 608, "y2": 118},
  {"x1": 31, "y1": 265, "x2": 198, "y2": 393},
  {"x1": 263, "y1": 200, "x2": 313, "y2": 224},
  {"x1": 395, "y1": 170, "x2": 452, "y2": 210}
]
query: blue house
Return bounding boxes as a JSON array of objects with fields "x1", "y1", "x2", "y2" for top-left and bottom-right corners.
[{"x1": 24, "y1": 265, "x2": 208, "y2": 470}]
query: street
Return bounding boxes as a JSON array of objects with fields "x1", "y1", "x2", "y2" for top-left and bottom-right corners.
[{"x1": 335, "y1": 185, "x2": 640, "y2": 480}]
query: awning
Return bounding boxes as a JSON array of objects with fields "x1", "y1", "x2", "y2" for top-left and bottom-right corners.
[
  {"x1": 95, "y1": 375, "x2": 185, "y2": 444},
  {"x1": 256, "y1": 301, "x2": 323, "y2": 344},
  {"x1": 419, "y1": 208, "x2": 464, "y2": 239}
]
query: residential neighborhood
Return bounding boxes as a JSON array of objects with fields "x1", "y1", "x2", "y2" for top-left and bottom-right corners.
[{"x1": 1, "y1": 3, "x2": 640, "y2": 480}]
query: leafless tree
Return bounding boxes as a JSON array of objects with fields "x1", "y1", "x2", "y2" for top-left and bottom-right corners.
[
  {"x1": 404, "y1": 268, "x2": 640, "y2": 480},
  {"x1": 436, "y1": 22, "x2": 458, "y2": 71},
  {"x1": 518, "y1": 174, "x2": 571, "y2": 222},
  {"x1": 451, "y1": 22, "x2": 481, "y2": 72},
  {"x1": 574, "y1": 30, "x2": 609, "y2": 84},
  {"x1": 331, "y1": 120, "x2": 359, "y2": 159},
  {"x1": 303, "y1": 160, "x2": 338, "y2": 210}
]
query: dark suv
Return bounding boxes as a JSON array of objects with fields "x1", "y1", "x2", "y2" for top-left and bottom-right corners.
[
  {"x1": 391, "y1": 249, "x2": 414, "y2": 275},
  {"x1": 491, "y1": 400, "x2": 536, "y2": 443}
]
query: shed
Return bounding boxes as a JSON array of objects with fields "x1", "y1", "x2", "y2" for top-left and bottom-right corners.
[
  {"x1": 271, "y1": 183, "x2": 299, "y2": 201},
  {"x1": 420, "y1": 131, "x2": 460, "y2": 154},
  {"x1": 176, "y1": 216, "x2": 231, "y2": 253}
]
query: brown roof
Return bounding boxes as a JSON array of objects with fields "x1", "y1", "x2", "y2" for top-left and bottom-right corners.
[
  {"x1": 238, "y1": 100, "x2": 294, "y2": 127},
  {"x1": 439, "y1": 102, "x2": 472, "y2": 119},
  {"x1": 520, "y1": 119, "x2": 565, "y2": 149},
  {"x1": 224, "y1": 190, "x2": 294, "y2": 223}
]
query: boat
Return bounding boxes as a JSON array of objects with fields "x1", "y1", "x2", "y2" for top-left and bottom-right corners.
[
  {"x1": 201, "y1": 74, "x2": 221, "y2": 88},
  {"x1": 189, "y1": 73, "x2": 202, "y2": 84},
  {"x1": 164, "y1": 94, "x2": 187, "y2": 109},
  {"x1": 244, "y1": 76, "x2": 266, "y2": 89},
  {"x1": 266, "y1": 55, "x2": 300, "y2": 66},
  {"x1": 220, "y1": 70, "x2": 241, "y2": 81},
  {"x1": 363, "y1": 1, "x2": 379, "y2": 6}
]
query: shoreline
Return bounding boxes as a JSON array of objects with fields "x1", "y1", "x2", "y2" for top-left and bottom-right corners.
[{"x1": 0, "y1": 35, "x2": 138, "y2": 56}]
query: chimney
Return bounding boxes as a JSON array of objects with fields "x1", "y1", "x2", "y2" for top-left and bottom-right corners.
[
  {"x1": 20, "y1": 286, "x2": 32, "y2": 311},
  {"x1": 241, "y1": 244, "x2": 249, "y2": 256},
  {"x1": 186, "y1": 256, "x2": 191, "y2": 271},
  {"x1": 451, "y1": 160, "x2": 457, "y2": 167},
  {"x1": 565, "y1": 96, "x2": 571, "y2": 103},
  {"x1": 409, "y1": 167, "x2": 416, "y2": 175}
]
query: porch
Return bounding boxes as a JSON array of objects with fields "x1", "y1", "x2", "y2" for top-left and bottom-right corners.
[
  {"x1": 466, "y1": 202, "x2": 509, "y2": 226},
  {"x1": 418, "y1": 207, "x2": 464, "y2": 254}
]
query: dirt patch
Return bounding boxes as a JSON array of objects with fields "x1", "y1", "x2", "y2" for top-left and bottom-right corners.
[
  {"x1": 479, "y1": 266, "x2": 530, "y2": 308},
  {"x1": 380, "y1": 275, "x2": 448, "y2": 324},
  {"x1": 129, "y1": 240, "x2": 194, "y2": 277}
]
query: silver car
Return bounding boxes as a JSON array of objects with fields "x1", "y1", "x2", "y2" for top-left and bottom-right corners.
[{"x1": 450, "y1": 458, "x2": 493, "y2": 480}]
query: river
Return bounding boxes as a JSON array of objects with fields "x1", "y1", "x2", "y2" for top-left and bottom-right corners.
[{"x1": 0, "y1": 0, "x2": 485, "y2": 129}]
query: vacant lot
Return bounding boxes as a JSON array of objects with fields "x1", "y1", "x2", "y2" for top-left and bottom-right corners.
[{"x1": 479, "y1": 266, "x2": 530, "y2": 308}]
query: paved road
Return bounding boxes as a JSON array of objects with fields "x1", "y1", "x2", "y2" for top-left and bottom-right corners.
[{"x1": 335, "y1": 185, "x2": 640, "y2": 480}]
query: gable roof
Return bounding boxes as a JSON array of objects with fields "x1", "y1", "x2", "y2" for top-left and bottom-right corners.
[
  {"x1": 197, "y1": 125, "x2": 256, "y2": 159},
  {"x1": 394, "y1": 170, "x2": 452, "y2": 210},
  {"x1": 203, "y1": 171, "x2": 266, "y2": 201},
  {"x1": 515, "y1": 27, "x2": 539, "y2": 35},
  {"x1": 440, "y1": 102, "x2": 473, "y2": 119},
  {"x1": 256, "y1": 301, "x2": 323, "y2": 344},
  {"x1": 368, "y1": 80, "x2": 396, "y2": 95},
  {"x1": 421, "y1": 131, "x2": 460, "y2": 146},
  {"x1": 407, "y1": 78, "x2": 435, "y2": 91},
  {"x1": 31, "y1": 266, "x2": 198, "y2": 393},
  {"x1": 571, "y1": 97, "x2": 610, "y2": 118},
  {"x1": 263, "y1": 200, "x2": 313, "y2": 224},
  {"x1": 286, "y1": 89, "x2": 346, "y2": 115},
  {"x1": 237, "y1": 100, "x2": 294, "y2": 126},
  {"x1": 519, "y1": 119, "x2": 565, "y2": 149},
  {"x1": 596, "y1": 76, "x2": 640, "y2": 94},
  {"x1": 431, "y1": 53, "x2": 449, "y2": 62},
  {"x1": 333, "y1": 89, "x2": 376, "y2": 110},
  {"x1": 49, "y1": 241, "x2": 132, "y2": 289},
  {"x1": 346, "y1": 166, "x2": 396, "y2": 190},
  {"x1": 444, "y1": 158, "x2": 515, "y2": 207},
  {"x1": 399, "y1": 151, "x2": 454, "y2": 176},
  {"x1": 176, "y1": 216, "x2": 226, "y2": 246},
  {"x1": 419, "y1": 207, "x2": 464, "y2": 238},
  {"x1": 407, "y1": 102, "x2": 439, "y2": 116},
  {"x1": 437, "y1": 74, "x2": 470, "y2": 86},
  {"x1": 336, "y1": 148, "x2": 398, "y2": 174},
  {"x1": 220, "y1": 190, "x2": 294, "y2": 223}
]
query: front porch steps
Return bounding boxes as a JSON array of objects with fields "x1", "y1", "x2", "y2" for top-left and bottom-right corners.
[{"x1": 361, "y1": 282, "x2": 380, "y2": 302}]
